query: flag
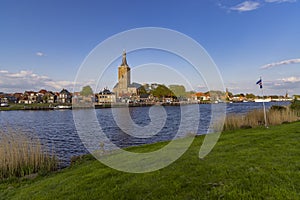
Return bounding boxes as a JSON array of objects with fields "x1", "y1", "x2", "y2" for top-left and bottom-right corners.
[{"x1": 256, "y1": 78, "x2": 262, "y2": 89}]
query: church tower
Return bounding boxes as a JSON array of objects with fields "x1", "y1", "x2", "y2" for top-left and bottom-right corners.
[{"x1": 117, "y1": 50, "x2": 131, "y2": 95}]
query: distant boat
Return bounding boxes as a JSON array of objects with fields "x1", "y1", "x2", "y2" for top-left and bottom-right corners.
[
  {"x1": 54, "y1": 105, "x2": 72, "y2": 109},
  {"x1": 0, "y1": 103, "x2": 9, "y2": 107},
  {"x1": 254, "y1": 99, "x2": 271, "y2": 103}
]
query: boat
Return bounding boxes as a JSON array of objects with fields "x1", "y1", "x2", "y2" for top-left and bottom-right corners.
[
  {"x1": 254, "y1": 98, "x2": 271, "y2": 103},
  {"x1": 0, "y1": 103, "x2": 9, "y2": 107},
  {"x1": 54, "y1": 105, "x2": 72, "y2": 109}
]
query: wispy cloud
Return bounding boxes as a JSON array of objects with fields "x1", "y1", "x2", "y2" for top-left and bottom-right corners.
[
  {"x1": 0, "y1": 70, "x2": 75, "y2": 92},
  {"x1": 261, "y1": 58, "x2": 300, "y2": 69},
  {"x1": 280, "y1": 76, "x2": 300, "y2": 83},
  {"x1": 36, "y1": 51, "x2": 46, "y2": 57},
  {"x1": 231, "y1": 1, "x2": 261, "y2": 12},
  {"x1": 267, "y1": 76, "x2": 300, "y2": 94},
  {"x1": 226, "y1": 0, "x2": 297, "y2": 12},
  {"x1": 265, "y1": 0, "x2": 296, "y2": 3}
]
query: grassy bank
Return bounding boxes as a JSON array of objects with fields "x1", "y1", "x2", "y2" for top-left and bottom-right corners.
[
  {"x1": 0, "y1": 103, "x2": 72, "y2": 111},
  {"x1": 1, "y1": 122, "x2": 300, "y2": 199}
]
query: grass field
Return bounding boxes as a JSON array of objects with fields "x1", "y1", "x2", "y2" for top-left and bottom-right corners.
[{"x1": 1, "y1": 122, "x2": 300, "y2": 199}]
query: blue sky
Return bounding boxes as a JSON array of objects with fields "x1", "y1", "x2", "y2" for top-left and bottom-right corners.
[{"x1": 0, "y1": 0, "x2": 299, "y2": 95}]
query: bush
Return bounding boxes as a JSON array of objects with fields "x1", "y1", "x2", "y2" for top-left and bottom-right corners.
[{"x1": 291, "y1": 100, "x2": 300, "y2": 110}]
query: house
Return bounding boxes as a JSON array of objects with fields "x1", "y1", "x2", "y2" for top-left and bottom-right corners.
[
  {"x1": 0, "y1": 94, "x2": 8, "y2": 106},
  {"x1": 4, "y1": 94, "x2": 18, "y2": 104},
  {"x1": 293, "y1": 95, "x2": 300, "y2": 101},
  {"x1": 10, "y1": 93, "x2": 22, "y2": 103},
  {"x1": 44, "y1": 91, "x2": 57, "y2": 103},
  {"x1": 96, "y1": 88, "x2": 116, "y2": 103},
  {"x1": 139, "y1": 93, "x2": 152, "y2": 102},
  {"x1": 20, "y1": 91, "x2": 37, "y2": 104},
  {"x1": 194, "y1": 92, "x2": 210, "y2": 102},
  {"x1": 58, "y1": 89, "x2": 72, "y2": 104}
]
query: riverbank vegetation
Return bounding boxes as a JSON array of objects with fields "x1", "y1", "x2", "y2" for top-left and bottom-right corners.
[
  {"x1": 0, "y1": 129, "x2": 58, "y2": 180},
  {"x1": 291, "y1": 100, "x2": 300, "y2": 115},
  {"x1": 224, "y1": 103, "x2": 299, "y2": 131},
  {"x1": 0, "y1": 103, "x2": 71, "y2": 111},
  {"x1": 1, "y1": 122, "x2": 300, "y2": 199}
]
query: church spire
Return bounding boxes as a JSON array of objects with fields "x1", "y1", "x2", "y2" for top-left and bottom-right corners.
[{"x1": 121, "y1": 50, "x2": 128, "y2": 66}]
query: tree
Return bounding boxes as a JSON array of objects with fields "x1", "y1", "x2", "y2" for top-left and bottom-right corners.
[
  {"x1": 151, "y1": 84, "x2": 175, "y2": 98},
  {"x1": 168, "y1": 85, "x2": 186, "y2": 97},
  {"x1": 80, "y1": 85, "x2": 93, "y2": 96},
  {"x1": 246, "y1": 93, "x2": 256, "y2": 99},
  {"x1": 137, "y1": 86, "x2": 148, "y2": 95}
]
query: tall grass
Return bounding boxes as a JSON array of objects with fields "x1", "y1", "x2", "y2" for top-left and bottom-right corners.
[
  {"x1": 224, "y1": 106, "x2": 299, "y2": 131},
  {"x1": 0, "y1": 129, "x2": 57, "y2": 180}
]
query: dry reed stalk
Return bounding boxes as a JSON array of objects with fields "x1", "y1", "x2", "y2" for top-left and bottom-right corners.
[
  {"x1": 223, "y1": 107, "x2": 299, "y2": 131},
  {"x1": 0, "y1": 129, "x2": 57, "y2": 180}
]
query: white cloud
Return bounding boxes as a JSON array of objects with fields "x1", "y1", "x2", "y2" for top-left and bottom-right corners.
[
  {"x1": 261, "y1": 58, "x2": 300, "y2": 69},
  {"x1": 5, "y1": 70, "x2": 33, "y2": 78},
  {"x1": 227, "y1": 0, "x2": 296, "y2": 12},
  {"x1": 44, "y1": 80, "x2": 75, "y2": 90},
  {"x1": 36, "y1": 52, "x2": 45, "y2": 57},
  {"x1": 0, "y1": 70, "x2": 75, "y2": 93},
  {"x1": 266, "y1": 76, "x2": 300, "y2": 94},
  {"x1": 265, "y1": 0, "x2": 296, "y2": 3},
  {"x1": 231, "y1": 1, "x2": 261, "y2": 12},
  {"x1": 280, "y1": 76, "x2": 300, "y2": 83}
]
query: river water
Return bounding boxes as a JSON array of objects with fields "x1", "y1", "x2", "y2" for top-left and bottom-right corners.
[{"x1": 0, "y1": 102, "x2": 290, "y2": 166}]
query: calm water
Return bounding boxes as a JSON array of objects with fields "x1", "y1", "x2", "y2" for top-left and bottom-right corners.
[{"x1": 0, "y1": 102, "x2": 290, "y2": 166}]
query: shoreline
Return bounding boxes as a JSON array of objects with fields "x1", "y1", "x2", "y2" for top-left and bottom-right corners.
[
  {"x1": 2, "y1": 121, "x2": 300, "y2": 199},
  {"x1": 0, "y1": 100, "x2": 292, "y2": 111}
]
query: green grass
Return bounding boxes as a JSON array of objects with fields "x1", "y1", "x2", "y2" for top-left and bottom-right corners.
[
  {"x1": 1, "y1": 122, "x2": 300, "y2": 199},
  {"x1": 0, "y1": 103, "x2": 51, "y2": 111}
]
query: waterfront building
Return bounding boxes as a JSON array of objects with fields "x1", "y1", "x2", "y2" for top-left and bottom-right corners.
[
  {"x1": 96, "y1": 88, "x2": 116, "y2": 103},
  {"x1": 19, "y1": 91, "x2": 37, "y2": 104},
  {"x1": 58, "y1": 88, "x2": 72, "y2": 104},
  {"x1": 44, "y1": 91, "x2": 57, "y2": 103}
]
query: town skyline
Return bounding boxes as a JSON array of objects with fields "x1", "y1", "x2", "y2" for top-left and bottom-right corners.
[{"x1": 1, "y1": 1, "x2": 299, "y2": 95}]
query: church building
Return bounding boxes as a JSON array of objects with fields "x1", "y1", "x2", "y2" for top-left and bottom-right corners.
[{"x1": 113, "y1": 51, "x2": 141, "y2": 98}]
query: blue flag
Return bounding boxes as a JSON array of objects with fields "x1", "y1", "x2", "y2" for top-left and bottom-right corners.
[{"x1": 256, "y1": 78, "x2": 262, "y2": 89}]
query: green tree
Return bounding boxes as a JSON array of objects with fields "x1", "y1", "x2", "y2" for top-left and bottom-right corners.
[
  {"x1": 138, "y1": 86, "x2": 148, "y2": 95},
  {"x1": 151, "y1": 84, "x2": 175, "y2": 98},
  {"x1": 246, "y1": 93, "x2": 256, "y2": 99},
  {"x1": 168, "y1": 85, "x2": 186, "y2": 97},
  {"x1": 80, "y1": 85, "x2": 93, "y2": 96}
]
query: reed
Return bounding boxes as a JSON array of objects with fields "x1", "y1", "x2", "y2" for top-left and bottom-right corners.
[
  {"x1": 0, "y1": 129, "x2": 57, "y2": 180},
  {"x1": 223, "y1": 106, "x2": 299, "y2": 131}
]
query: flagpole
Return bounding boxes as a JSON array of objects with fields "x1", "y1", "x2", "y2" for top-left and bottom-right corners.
[
  {"x1": 261, "y1": 86, "x2": 268, "y2": 128},
  {"x1": 260, "y1": 76, "x2": 268, "y2": 128},
  {"x1": 256, "y1": 77, "x2": 268, "y2": 128}
]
